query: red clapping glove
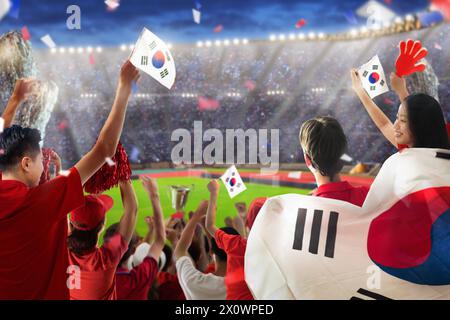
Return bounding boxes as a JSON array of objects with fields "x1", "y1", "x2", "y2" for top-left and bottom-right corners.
[{"x1": 395, "y1": 39, "x2": 428, "y2": 77}]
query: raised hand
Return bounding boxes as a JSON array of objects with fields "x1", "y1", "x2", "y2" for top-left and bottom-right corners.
[
  {"x1": 141, "y1": 176, "x2": 159, "y2": 198},
  {"x1": 395, "y1": 40, "x2": 428, "y2": 77},
  {"x1": 119, "y1": 61, "x2": 140, "y2": 90},
  {"x1": 207, "y1": 179, "x2": 220, "y2": 195},
  {"x1": 11, "y1": 78, "x2": 37, "y2": 102}
]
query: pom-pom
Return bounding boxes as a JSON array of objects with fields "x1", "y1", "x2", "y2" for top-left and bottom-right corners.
[
  {"x1": 84, "y1": 142, "x2": 132, "y2": 194},
  {"x1": 39, "y1": 148, "x2": 53, "y2": 185}
]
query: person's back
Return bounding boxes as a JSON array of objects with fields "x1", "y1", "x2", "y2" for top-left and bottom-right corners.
[
  {"x1": 0, "y1": 127, "x2": 84, "y2": 299},
  {"x1": 299, "y1": 116, "x2": 370, "y2": 207}
]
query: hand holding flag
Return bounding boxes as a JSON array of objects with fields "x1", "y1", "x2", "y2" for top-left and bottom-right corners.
[{"x1": 395, "y1": 40, "x2": 428, "y2": 77}]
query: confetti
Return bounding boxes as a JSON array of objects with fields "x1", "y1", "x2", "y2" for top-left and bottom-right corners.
[
  {"x1": 0, "y1": 117, "x2": 4, "y2": 133},
  {"x1": 57, "y1": 120, "x2": 68, "y2": 131},
  {"x1": 434, "y1": 42, "x2": 442, "y2": 50},
  {"x1": 41, "y1": 34, "x2": 56, "y2": 49},
  {"x1": 244, "y1": 80, "x2": 256, "y2": 91},
  {"x1": 198, "y1": 96, "x2": 220, "y2": 111},
  {"x1": 105, "y1": 0, "x2": 120, "y2": 11},
  {"x1": 89, "y1": 52, "x2": 95, "y2": 65},
  {"x1": 105, "y1": 157, "x2": 116, "y2": 167},
  {"x1": 21, "y1": 26, "x2": 30, "y2": 41},
  {"x1": 295, "y1": 18, "x2": 306, "y2": 29},
  {"x1": 192, "y1": 8, "x2": 201, "y2": 24},
  {"x1": 287, "y1": 171, "x2": 302, "y2": 179},
  {"x1": 341, "y1": 154, "x2": 353, "y2": 162},
  {"x1": 213, "y1": 24, "x2": 223, "y2": 33},
  {"x1": 59, "y1": 170, "x2": 71, "y2": 177}
]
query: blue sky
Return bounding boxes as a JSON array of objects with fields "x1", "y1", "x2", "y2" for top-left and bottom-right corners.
[{"x1": 0, "y1": 0, "x2": 431, "y2": 47}]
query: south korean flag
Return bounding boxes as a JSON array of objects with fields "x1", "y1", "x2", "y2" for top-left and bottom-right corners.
[
  {"x1": 358, "y1": 55, "x2": 389, "y2": 99},
  {"x1": 220, "y1": 165, "x2": 247, "y2": 199},
  {"x1": 130, "y1": 28, "x2": 176, "y2": 89}
]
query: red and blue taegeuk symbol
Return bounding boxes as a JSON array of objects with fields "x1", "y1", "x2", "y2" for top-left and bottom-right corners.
[
  {"x1": 367, "y1": 187, "x2": 450, "y2": 285},
  {"x1": 368, "y1": 72, "x2": 380, "y2": 84},
  {"x1": 152, "y1": 51, "x2": 165, "y2": 69},
  {"x1": 229, "y1": 177, "x2": 237, "y2": 187}
]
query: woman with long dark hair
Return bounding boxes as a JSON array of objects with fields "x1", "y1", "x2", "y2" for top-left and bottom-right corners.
[{"x1": 350, "y1": 69, "x2": 449, "y2": 150}]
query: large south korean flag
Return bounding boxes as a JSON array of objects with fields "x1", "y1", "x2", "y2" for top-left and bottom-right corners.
[
  {"x1": 245, "y1": 148, "x2": 450, "y2": 300},
  {"x1": 130, "y1": 28, "x2": 176, "y2": 89}
]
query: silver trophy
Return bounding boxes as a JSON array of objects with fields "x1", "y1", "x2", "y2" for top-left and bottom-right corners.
[{"x1": 168, "y1": 185, "x2": 194, "y2": 211}]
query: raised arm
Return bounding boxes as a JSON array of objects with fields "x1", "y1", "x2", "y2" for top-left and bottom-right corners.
[
  {"x1": 390, "y1": 72, "x2": 409, "y2": 102},
  {"x1": 117, "y1": 179, "x2": 139, "y2": 244},
  {"x1": 141, "y1": 176, "x2": 166, "y2": 261},
  {"x1": 74, "y1": 61, "x2": 140, "y2": 185},
  {"x1": 205, "y1": 180, "x2": 220, "y2": 237},
  {"x1": 143, "y1": 216, "x2": 155, "y2": 244},
  {"x1": 1, "y1": 79, "x2": 36, "y2": 128},
  {"x1": 174, "y1": 201, "x2": 208, "y2": 260},
  {"x1": 350, "y1": 69, "x2": 396, "y2": 147}
]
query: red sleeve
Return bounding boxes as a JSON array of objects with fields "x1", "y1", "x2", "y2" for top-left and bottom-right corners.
[
  {"x1": 214, "y1": 229, "x2": 247, "y2": 256},
  {"x1": 29, "y1": 167, "x2": 84, "y2": 222},
  {"x1": 129, "y1": 257, "x2": 158, "y2": 289},
  {"x1": 100, "y1": 233, "x2": 129, "y2": 267}
]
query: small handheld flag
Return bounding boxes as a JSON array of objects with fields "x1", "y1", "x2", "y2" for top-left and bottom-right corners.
[
  {"x1": 358, "y1": 55, "x2": 389, "y2": 99},
  {"x1": 0, "y1": 0, "x2": 11, "y2": 21},
  {"x1": 130, "y1": 28, "x2": 176, "y2": 90},
  {"x1": 220, "y1": 165, "x2": 247, "y2": 199}
]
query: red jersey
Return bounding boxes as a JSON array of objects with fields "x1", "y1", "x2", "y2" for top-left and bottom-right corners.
[
  {"x1": 0, "y1": 168, "x2": 84, "y2": 299},
  {"x1": 116, "y1": 257, "x2": 158, "y2": 300},
  {"x1": 312, "y1": 181, "x2": 369, "y2": 207},
  {"x1": 157, "y1": 272, "x2": 186, "y2": 300},
  {"x1": 214, "y1": 229, "x2": 254, "y2": 300},
  {"x1": 68, "y1": 233, "x2": 128, "y2": 300}
]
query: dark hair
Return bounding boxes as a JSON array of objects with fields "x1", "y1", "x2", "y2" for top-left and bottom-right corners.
[
  {"x1": 0, "y1": 125, "x2": 41, "y2": 170},
  {"x1": 67, "y1": 218, "x2": 105, "y2": 256},
  {"x1": 404, "y1": 94, "x2": 450, "y2": 149},
  {"x1": 299, "y1": 116, "x2": 347, "y2": 179},
  {"x1": 210, "y1": 227, "x2": 239, "y2": 262},
  {"x1": 103, "y1": 223, "x2": 140, "y2": 266},
  {"x1": 162, "y1": 244, "x2": 173, "y2": 272},
  {"x1": 188, "y1": 241, "x2": 201, "y2": 265}
]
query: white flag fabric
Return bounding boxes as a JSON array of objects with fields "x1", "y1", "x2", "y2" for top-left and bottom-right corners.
[
  {"x1": 358, "y1": 55, "x2": 389, "y2": 99},
  {"x1": 0, "y1": 0, "x2": 11, "y2": 21},
  {"x1": 356, "y1": 0, "x2": 396, "y2": 25},
  {"x1": 245, "y1": 148, "x2": 450, "y2": 299},
  {"x1": 220, "y1": 165, "x2": 247, "y2": 198},
  {"x1": 130, "y1": 28, "x2": 176, "y2": 90},
  {"x1": 192, "y1": 8, "x2": 201, "y2": 24},
  {"x1": 40, "y1": 34, "x2": 56, "y2": 49}
]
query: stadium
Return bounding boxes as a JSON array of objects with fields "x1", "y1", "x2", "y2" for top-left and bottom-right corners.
[{"x1": 0, "y1": 0, "x2": 450, "y2": 304}]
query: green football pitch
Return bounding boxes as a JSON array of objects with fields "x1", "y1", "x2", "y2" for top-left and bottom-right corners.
[{"x1": 101, "y1": 174, "x2": 310, "y2": 238}]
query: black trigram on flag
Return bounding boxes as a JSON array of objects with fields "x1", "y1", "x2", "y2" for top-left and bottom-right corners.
[
  {"x1": 160, "y1": 69, "x2": 169, "y2": 78},
  {"x1": 292, "y1": 208, "x2": 339, "y2": 258},
  {"x1": 380, "y1": 79, "x2": 385, "y2": 86},
  {"x1": 165, "y1": 51, "x2": 171, "y2": 62},
  {"x1": 350, "y1": 288, "x2": 393, "y2": 300},
  {"x1": 149, "y1": 41, "x2": 157, "y2": 51},
  {"x1": 141, "y1": 56, "x2": 148, "y2": 66},
  {"x1": 372, "y1": 65, "x2": 379, "y2": 70},
  {"x1": 362, "y1": 71, "x2": 369, "y2": 77},
  {"x1": 370, "y1": 85, "x2": 376, "y2": 91}
]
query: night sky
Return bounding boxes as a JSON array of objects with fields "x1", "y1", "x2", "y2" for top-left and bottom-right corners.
[{"x1": 0, "y1": 0, "x2": 431, "y2": 47}]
